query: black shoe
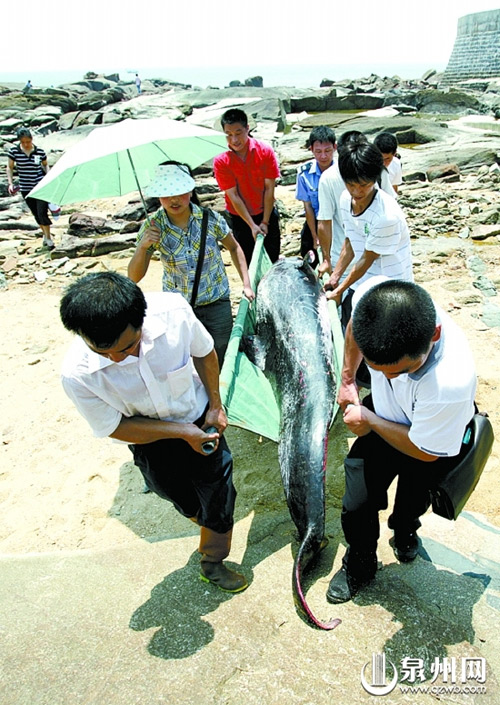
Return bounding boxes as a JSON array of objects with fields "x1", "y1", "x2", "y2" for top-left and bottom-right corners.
[
  {"x1": 391, "y1": 532, "x2": 419, "y2": 563},
  {"x1": 326, "y1": 566, "x2": 374, "y2": 604}
]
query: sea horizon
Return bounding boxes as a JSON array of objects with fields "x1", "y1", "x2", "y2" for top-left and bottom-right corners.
[{"x1": 0, "y1": 61, "x2": 446, "y2": 91}]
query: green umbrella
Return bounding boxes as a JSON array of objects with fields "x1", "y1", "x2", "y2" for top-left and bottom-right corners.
[{"x1": 28, "y1": 117, "x2": 227, "y2": 210}]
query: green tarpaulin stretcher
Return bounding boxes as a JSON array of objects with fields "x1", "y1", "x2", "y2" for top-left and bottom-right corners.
[{"x1": 220, "y1": 236, "x2": 344, "y2": 442}]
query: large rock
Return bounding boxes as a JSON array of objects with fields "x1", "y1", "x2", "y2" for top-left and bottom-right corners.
[
  {"x1": 426, "y1": 164, "x2": 461, "y2": 182},
  {"x1": 73, "y1": 111, "x2": 103, "y2": 127},
  {"x1": 76, "y1": 93, "x2": 108, "y2": 111},
  {"x1": 245, "y1": 76, "x2": 263, "y2": 87},
  {"x1": 296, "y1": 114, "x2": 447, "y2": 145},
  {"x1": 471, "y1": 224, "x2": 500, "y2": 240},
  {"x1": 36, "y1": 119, "x2": 60, "y2": 136},
  {"x1": 52, "y1": 231, "x2": 137, "y2": 258},
  {"x1": 101, "y1": 110, "x2": 127, "y2": 124},
  {"x1": 58, "y1": 112, "x2": 81, "y2": 130},
  {"x1": 241, "y1": 98, "x2": 287, "y2": 131},
  {"x1": 72, "y1": 79, "x2": 114, "y2": 92},
  {"x1": 326, "y1": 94, "x2": 385, "y2": 111},
  {"x1": 67, "y1": 213, "x2": 114, "y2": 236},
  {"x1": 0, "y1": 117, "x2": 24, "y2": 134},
  {"x1": 0, "y1": 92, "x2": 78, "y2": 114},
  {"x1": 114, "y1": 200, "x2": 156, "y2": 221},
  {"x1": 413, "y1": 89, "x2": 482, "y2": 114},
  {"x1": 28, "y1": 113, "x2": 61, "y2": 127}
]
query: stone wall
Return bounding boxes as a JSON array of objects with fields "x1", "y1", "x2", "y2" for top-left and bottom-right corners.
[{"x1": 443, "y1": 10, "x2": 500, "y2": 83}]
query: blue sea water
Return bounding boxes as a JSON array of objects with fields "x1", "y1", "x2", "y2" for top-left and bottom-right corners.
[{"x1": 0, "y1": 61, "x2": 446, "y2": 90}]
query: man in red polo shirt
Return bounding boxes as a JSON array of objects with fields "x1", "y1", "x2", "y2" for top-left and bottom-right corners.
[{"x1": 213, "y1": 108, "x2": 281, "y2": 265}]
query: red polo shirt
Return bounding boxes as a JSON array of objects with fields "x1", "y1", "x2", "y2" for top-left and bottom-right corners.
[{"x1": 213, "y1": 137, "x2": 280, "y2": 216}]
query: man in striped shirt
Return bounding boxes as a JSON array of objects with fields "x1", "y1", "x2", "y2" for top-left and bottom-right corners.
[{"x1": 7, "y1": 127, "x2": 54, "y2": 249}]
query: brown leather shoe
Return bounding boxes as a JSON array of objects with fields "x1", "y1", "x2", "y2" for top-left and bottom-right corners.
[{"x1": 200, "y1": 561, "x2": 248, "y2": 593}]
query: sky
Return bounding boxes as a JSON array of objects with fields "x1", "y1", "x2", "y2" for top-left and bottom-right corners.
[{"x1": 2, "y1": 0, "x2": 500, "y2": 75}]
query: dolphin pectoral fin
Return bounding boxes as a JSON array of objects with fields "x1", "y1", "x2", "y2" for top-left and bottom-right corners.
[
  {"x1": 241, "y1": 335, "x2": 268, "y2": 371},
  {"x1": 292, "y1": 534, "x2": 341, "y2": 631}
]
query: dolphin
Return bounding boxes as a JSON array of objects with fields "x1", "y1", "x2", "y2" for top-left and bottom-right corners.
[{"x1": 243, "y1": 257, "x2": 341, "y2": 630}]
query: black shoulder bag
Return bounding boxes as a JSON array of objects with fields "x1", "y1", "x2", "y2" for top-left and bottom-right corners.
[
  {"x1": 430, "y1": 412, "x2": 494, "y2": 520},
  {"x1": 190, "y1": 208, "x2": 209, "y2": 308}
]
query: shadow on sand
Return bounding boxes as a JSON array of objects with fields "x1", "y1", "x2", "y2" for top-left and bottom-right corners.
[{"x1": 107, "y1": 421, "x2": 348, "y2": 658}]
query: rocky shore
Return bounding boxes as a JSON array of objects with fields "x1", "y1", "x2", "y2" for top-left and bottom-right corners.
[
  {"x1": 1, "y1": 60, "x2": 498, "y2": 406},
  {"x1": 1, "y1": 68, "x2": 499, "y2": 319}
]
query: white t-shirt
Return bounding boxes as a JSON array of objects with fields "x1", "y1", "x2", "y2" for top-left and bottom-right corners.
[
  {"x1": 317, "y1": 158, "x2": 346, "y2": 264},
  {"x1": 387, "y1": 157, "x2": 403, "y2": 187},
  {"x1": 340, "y1": 188, "x2": 413, "y2": 290},
  {"x1": 352, "y1": 279, "x2": 477, "y2": 457},
  {"x1": 61, "y1": 292, "x2": 214, "y2": 438},
  {"x1": 317, "y1": 157, "x2": 396, "y2": 264}
]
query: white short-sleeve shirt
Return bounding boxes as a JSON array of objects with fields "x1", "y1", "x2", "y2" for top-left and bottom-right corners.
[
  {"x1": 340, "y1": 188, "x2": 413, "y2": 289},
  {"x1": 318, "y1": 159, "x2": 397, "y2": 265},
  {"x1": 352, "y1": 278, "x2": 477, "y2": 457},
  {"x1": 61, "y1": 292, "x2": 214, "y2": 437},
  {"x1": 387, "y1": 157, "x2": 403, "y2": 187},
  {"x1": 317, "y1": 158, "x2": 346, "y2": 264}
]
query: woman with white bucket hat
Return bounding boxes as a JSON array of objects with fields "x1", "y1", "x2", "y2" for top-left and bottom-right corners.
[{"x1": 128, "y1": 162, "x2": 254, "y2": 364}]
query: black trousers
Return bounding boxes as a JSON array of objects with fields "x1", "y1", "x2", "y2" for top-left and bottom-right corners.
[
  {"x1": 129, "y1": 423, "x2": 236, "y2": 535},
  {"x1": 341, "y1": 403, "x2": 470, "y2": 575},
  {"x1": 22, "y1": 193, "x2": 51, "y2": 226},
  {"x1": 229, "y1": 207, "x2": 280, "y2": 266},
  {"x1": 193, "y1": 297, "x2": 232, "y2": 366}
]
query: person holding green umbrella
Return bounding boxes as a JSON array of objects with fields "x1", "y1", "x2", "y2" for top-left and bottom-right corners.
[{"x1": 128, "y1": 162, "x2": 254, "y2": 365}]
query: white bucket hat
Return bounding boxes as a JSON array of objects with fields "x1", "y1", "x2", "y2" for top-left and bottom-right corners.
[{"x1": 144, "y1": 164, "x2": 196, "y2": 197}]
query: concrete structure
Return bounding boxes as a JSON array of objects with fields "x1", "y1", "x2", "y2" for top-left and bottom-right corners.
[{"x1": 443, "y1": 10, "x2": 500, "y2": 83}]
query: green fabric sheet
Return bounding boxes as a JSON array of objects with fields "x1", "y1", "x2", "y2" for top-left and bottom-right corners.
[{"x1": 220, "y1": 237, "x2": 344, "y2": 442}]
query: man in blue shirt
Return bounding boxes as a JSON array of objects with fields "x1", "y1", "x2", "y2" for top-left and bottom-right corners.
[{"x1": 295, "y1": 126, "x2": 336, "y2": 268}]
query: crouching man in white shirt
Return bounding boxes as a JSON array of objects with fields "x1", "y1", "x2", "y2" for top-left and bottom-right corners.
[
  {"x1": 327, "y1": 277, "x2": 477, "y2": 604},
  {"x1": 60, "y1": 271, "x2": 247, "y2": 593}
]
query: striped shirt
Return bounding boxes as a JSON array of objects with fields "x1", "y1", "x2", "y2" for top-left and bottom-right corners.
[
  {"x1": 137, "y1": 204, "x2": 231, "y2": 305},
  {"x1": 340, "y1": 188, "x2": 413, "y2": 289},
  {"x1": 8, "y1": 144, "x2": 47, "y2": 193}
]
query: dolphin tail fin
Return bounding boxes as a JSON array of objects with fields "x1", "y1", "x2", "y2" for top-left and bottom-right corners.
[{"x1": 292, "y1": 531, "x2": 341, "y2": 631}]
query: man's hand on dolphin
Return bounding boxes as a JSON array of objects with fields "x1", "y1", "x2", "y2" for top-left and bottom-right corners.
[
  {"x1": 325, "y1": 288, "x2": 342, "y2": 306},
  {"x1": 318, "y1": 259, "x2": 332, "y2": 277}
]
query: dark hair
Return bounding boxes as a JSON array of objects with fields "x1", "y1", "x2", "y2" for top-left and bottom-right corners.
[
  {"x1": 337, "y1": 130, "x2": 367, "y2": 152},
  {"x1": 373, "y1": 131, "x2": 398, "y2": 154},
  {"x1": 306, "y1": 125, "x2": 336, "y2": 149},
  {"x1": 338, "y1": 137, "x2": 383, "y2": 184},
  {"x1": 60, "y1": 272, "x2": 147, "y2": 349},
  {"x1": 220, "y1": 108, "x2": 249, "y2": 129},
  {"x1": 17, "y1": 127, "x2": 32, "y2": 140},
  {"x1": 159, "y1": 160, "x2": 201, "y2": 206},
  {"x1": 352, "y1": 280, "x2": 437, "y2": 364}
]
